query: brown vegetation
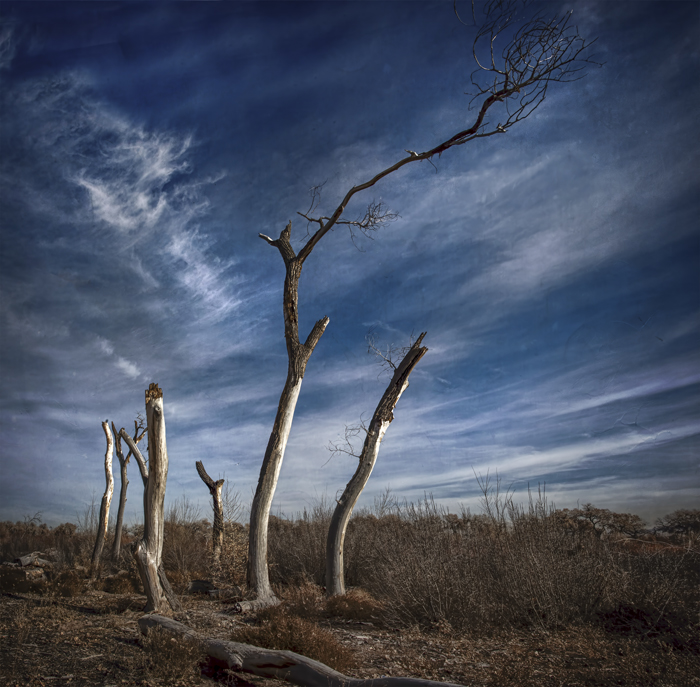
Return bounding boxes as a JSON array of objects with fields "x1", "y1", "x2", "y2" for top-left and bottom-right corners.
[{"x1": 1, "y1": 499, "x2": 699, "y2": 686}]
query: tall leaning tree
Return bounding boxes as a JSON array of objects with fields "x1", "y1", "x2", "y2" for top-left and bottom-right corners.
[
  {"x1": 244, "y1": 0, "x2": 599, "y2": 607},
  {"x1": 326, "y1": 334, "x2": 429, "y2": 597}
]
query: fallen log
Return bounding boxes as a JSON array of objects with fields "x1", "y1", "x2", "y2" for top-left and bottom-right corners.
[
  {"x1": 16, "y1": 552, "x2": 53, "y2": 568},
  {"x1": 139, "y1": 614, "x2": 466, "y2": 687}
]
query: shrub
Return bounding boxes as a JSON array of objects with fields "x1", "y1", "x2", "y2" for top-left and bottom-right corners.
[
  {"x1": 232, "y1": 605, "x2": 356, "y2": 673},
  {"x1": 280, "y1": 578, "x2": 324, "y2": 619},
  {"x1": 325, "y1": 588, "x2": 384, "y2": 622}
]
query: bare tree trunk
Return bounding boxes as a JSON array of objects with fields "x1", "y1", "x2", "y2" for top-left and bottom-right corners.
[
  {"x1": 139, "y1": 613, "x2": 466, "y2": 687},
  {"x1": 91, "y1": 420, "x2": 114, "y2": 575},
  {"x1": 245, "y1": 222, "x2": 328, "y2": 607},
  {"x1": 118, "y1": 421, "x2": 182, "y2": 612},
  {"x1": 195, "y1": 461, "x2": 225, "y2": 566},
  {"x1": 112, "y1": 441, "x2": 128, "y2": 562},
  {"x1": 132, "y1": 383, "x2": 169, "y2": 613},
  {"x1": 326, "y1": 335, "x2": 428, "y2": 597},
  {"x1": 111, "y1": 419, "x2": 146, "y2": 563}
]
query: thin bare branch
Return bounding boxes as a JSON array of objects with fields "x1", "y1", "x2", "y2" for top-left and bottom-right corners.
[{"x1": 294, "y1": 1, "x2": 599, "y2": 264}]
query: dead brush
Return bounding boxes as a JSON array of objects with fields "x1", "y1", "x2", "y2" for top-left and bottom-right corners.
[
  {"x1": 141, "y1": 625, "x2": 205, "y2": 684},
  {"x1": 280, "y1": 578, "x2": 324, "y2": 619},
  {"x1": 325, "y1": 588, "x2": 385, "y2": 623},
  {"x1": 232, "y1": 604, "x2": 356, "y2": 673},
  {"x1": 50, "y1": 569, "x2": 87, "y2": 598}
]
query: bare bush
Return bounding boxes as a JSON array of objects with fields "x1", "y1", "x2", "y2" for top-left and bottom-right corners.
[
  {"x1": 267, "y1": 498, "x2": 333, "y2": 586},
  {"x1": 324, "y1": 588, "x2": 385, "y2": 622},
  {"x1": 266, "y1": 487, "x2": 699, "y2": 643},
  {"x1": 0, "y1": 519, "x2": 90, "y2": 569},
  {"x1": 161, "y1": 495, "x2": 209, "y2": 588},
  {"x1": 232, "y1": 604, "x2": 356, "y2": 673}
]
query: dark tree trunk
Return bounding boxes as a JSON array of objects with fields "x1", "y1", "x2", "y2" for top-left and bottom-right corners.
[
  {"x1": 196, "y1": 460, "x2": 225, "y2": 566},
  {"x1": 326, "y1": 334, "x2": 428, "y2": 597}
]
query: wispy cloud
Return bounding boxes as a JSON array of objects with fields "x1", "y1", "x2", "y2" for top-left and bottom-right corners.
[{"x1": 0, "y1": 25, "x2": 17, "y2": 71}]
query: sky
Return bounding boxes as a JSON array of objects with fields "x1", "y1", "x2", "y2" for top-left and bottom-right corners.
[{"x1": 0, "y1": 1, "x2": 698, "y2": 528}]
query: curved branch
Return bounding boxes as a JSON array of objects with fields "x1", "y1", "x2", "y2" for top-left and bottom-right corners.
[
  {"x1": 120, "y1": 428, "x2": 148, "y2": 486},
  {"x1": 296, "y1": 3, "x2": 598, "y2": 264}
]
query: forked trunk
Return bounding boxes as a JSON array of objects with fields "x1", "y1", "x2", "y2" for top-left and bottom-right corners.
[
  {"x1": 118, "y1": 419, "x2": 181, "y2": 612},
  {"x1": 245, "y1": 222, "x2": 328, "y2": 607},
  {"x1": 326, "y1": 334, "x2": 428, "y2": 597},
  {"x1": 111, "y1": 420, "x2": 146, "y2": 562},
  {"x1": 91, "y1": 420, "x2": 114, "y2": 575},
  {"x1": 196, "y1": 460, "x2": 226, "y2": 566}
]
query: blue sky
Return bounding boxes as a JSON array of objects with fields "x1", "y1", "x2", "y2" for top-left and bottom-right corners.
[{"x1": 0, "y1": 1, "x2": 698, "y2": 527}]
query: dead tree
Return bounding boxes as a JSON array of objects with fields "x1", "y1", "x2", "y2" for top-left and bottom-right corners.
[
  {"x1": 245, "y1": 0, "x2": 597, "y2": 608},
  {"x1": 195, "y1": 460, "x2": 225, "y2": 566},
  {"x1": 110, "y1": 416, "x2": 146, "y2": 562},
  {"x1": 90, "y1": 420, "x2": 114, "y2": 575},
  {"x1": 116, "y1": 383, "x2": 180, "y2": 612},
  {"x1": 326, "y1": 334, "x2": 428, "y2": 597}
]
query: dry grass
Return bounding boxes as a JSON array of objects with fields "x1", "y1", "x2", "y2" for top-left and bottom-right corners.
[
  {"x1": 265, "y1": 490, "x2": 700, "y2": 658},
  {"x1": 279, "y1": 577, "x2": 324, "y2": 619},
  {"x1": 141, "y1": 625, "x2": 205, "y2": 685},
  {"x1": 233, "y1": 604, "x2": 357, "y2": 674},
  {"x1": 1, "y1": 492, "x2": 698, "y2": 686},
  {"x1": 51, "y1": 569, "x2": 88, "y2": 597},
  {"x1": 325, "y1": 588, "x2": 385, "y2": 622}
]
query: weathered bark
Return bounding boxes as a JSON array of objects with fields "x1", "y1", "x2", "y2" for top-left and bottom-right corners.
[
  {"x1": 157, "y1": 563, "x2": 183, "y2": 612},
  {"x1": 118, "y1": 419, "x2": 181, "y2": 612},
  {"x1": 111, "y1": 420, "x2": 146, "y2": 562},
  {"x1": 246, "y1": 222, "x2": 328, "y2": 606},
  {"x1": 139, "y1": 614, "x2": 466, "y2": 687},
  {"x1": 91, "y1": 421, "x2": 114, "y2": 575},
  {"x1": 326, "y1": 335, "x2": 428, "y2": 597},
  {"x1": 132, "y1": 383, "x2": 169, "y2": 613},
  {"x1": 195, "y1": 461, "x2": 225, "y2": 565}
]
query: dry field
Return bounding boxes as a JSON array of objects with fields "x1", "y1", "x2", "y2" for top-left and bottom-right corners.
[{"x1": 1, "y1": 498, "x2": 698, "y2": 686}]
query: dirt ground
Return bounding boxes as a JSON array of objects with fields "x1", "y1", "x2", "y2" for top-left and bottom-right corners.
[{"x1": 1, "y1": 589, "x2": 698, "y2": 687}]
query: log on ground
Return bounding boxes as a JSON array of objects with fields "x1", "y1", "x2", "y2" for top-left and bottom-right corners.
[{"x1": 138, "y1": 613, "x2": 466, "y2": 687}]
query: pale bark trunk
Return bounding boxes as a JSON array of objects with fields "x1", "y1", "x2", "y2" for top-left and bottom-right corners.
[
  {"x1": 132, "y1": 383, "x2": 169, "y2": 613},
  {"x1": 111, "y1": 423, "x2": 128, "y2": 562},
  {"x1": 119, "y1": 428, "x2": 148, "y2": 486},
  {"x1": 246, "y1": 222, "x2": 328, "y2": 607},
  {"x1": 139, "y1": 613, "x2": 466, "y2": 687},
  {"x1": 111, "y1": 420, "x2": 146, "y2": 562},
  {"x1": 91, "y1": 421, "x2": 114, "y2": 574},
  {"x1": 118, "y1": 420, "x2": 181, "y2": 612},
  {"x1": 326, "y1": 334, "x2": 428, "y2": 597},
  {"x1": 195, "y1": 460, "x2": 225, "y2": 566}
]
